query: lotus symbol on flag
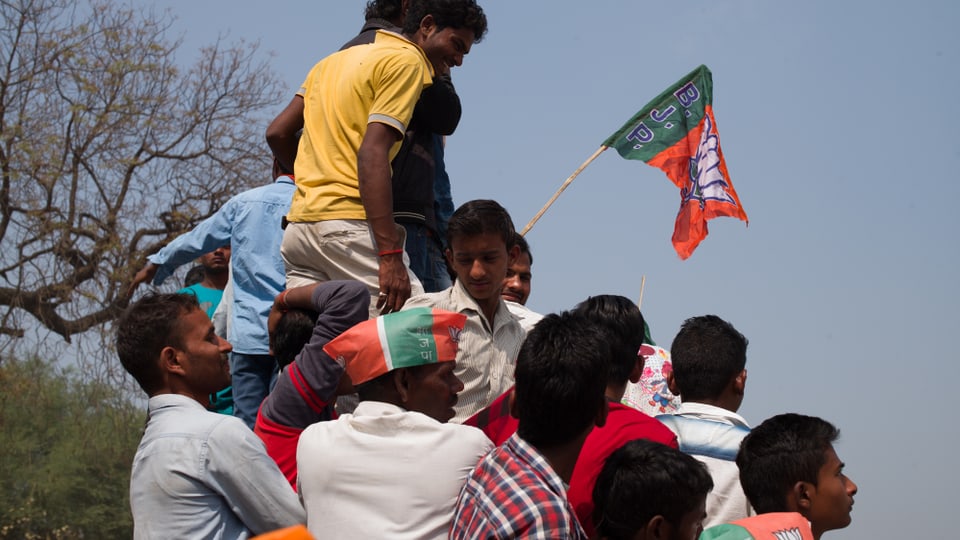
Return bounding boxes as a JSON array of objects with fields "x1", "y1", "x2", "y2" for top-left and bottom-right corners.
[
  {"x1": 448, "y1": 326, "x2": 462, "y2": 343},
  {"x1": 684, "y1": 114, "x2": 736, "y2": 209}
]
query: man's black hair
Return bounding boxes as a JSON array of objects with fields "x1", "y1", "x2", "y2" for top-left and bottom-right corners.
[
  {"x1": 116, "y1": 292, "x2": 200, "y2": 395},
  {"x1": 402, "y1": 0, "x2": 488, "y2": 42},
  {"x1": 365, "y1": 0, "x2": 403, "y2": 22},
  {"x1": 573, "y1": 295, "x2": 644, "y2": 386},
  {"x1": 737, "y1": 413, "x2": 840, "y2": 514},
  {"x1": 446, "y1": 199, "x2": 515, "y2": 248},
  {"x1": 183, "y1": 265, "x2": 205, "y2": 287},
  {"x1": 593, "y1": 439, "x2": 713, "y2": 540},
  {"x1": 670, "y1": 315, "x2": 747, "y2": 401},
  {"x1": 514, "y1": 311, "x2": 610, "y2": 448},
  {"x1": 272, "y1": 309, "x2": 319, "y2": 371},
  {"x1": 511, "y1": 232, "x2": 532, "y2": 265}
]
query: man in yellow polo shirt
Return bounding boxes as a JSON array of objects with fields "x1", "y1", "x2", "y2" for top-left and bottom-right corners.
[{"x1": 267, "y1": 0, "x2": 487, "y2": 317}]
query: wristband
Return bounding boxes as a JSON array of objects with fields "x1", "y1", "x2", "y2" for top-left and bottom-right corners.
[{"x1": 378, "y1": 249, "x2": 404, "y2": 257}]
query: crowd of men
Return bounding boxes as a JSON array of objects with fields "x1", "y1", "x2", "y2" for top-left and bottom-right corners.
[{"x1": 121, "y1": 1, "x2": 858, "y2": 539}]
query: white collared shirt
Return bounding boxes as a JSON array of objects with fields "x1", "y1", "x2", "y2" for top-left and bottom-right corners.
[
  {"x1": 297, "y1": 401, "x2": 493, "y2": 539},
  {"x1": 505, "y1": 300, "x2": 544, "y2": 332}
]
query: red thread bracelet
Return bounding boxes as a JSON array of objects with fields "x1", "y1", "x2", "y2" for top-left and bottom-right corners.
[{"x1": 378, "y1": 249, "x2": 403, "y2": 257}]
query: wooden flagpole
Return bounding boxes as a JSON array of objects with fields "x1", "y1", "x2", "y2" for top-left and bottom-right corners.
[
  {"x1": 520, "y1": 146, "x2": 609, "y2": 236},
  {"x1": 637, "y1": 275, "x2": 646, "y2": 309}
]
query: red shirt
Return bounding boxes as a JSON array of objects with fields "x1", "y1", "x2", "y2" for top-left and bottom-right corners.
[
  {"x1": 463, "y1": 388, "x2": 517, "y2": 445},
  {"x1": 568, "y1": 402, "x2": 679, "y2": 538}
]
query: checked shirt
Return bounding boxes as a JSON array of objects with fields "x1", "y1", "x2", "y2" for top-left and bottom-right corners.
[{"x1": 450, "y1": 433, "x2": 587, "y2": 539}]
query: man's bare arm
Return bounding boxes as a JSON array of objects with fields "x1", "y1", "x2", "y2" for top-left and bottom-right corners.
[{"x1": 358, "y1": 122, "x2": 409, "y2": 314}]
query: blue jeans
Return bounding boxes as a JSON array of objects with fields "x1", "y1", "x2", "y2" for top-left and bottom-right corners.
[
  {"x1": 402, "y1": 223, "x2": 451, "y2": 293},
  {"x1": 230, "y1": 352, "x2": 277, "y2": 430}
]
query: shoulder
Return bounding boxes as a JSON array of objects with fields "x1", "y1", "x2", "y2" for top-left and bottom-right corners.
[
  {"x1": 243, "y1": 178, "x2": 295, "y2": 197},
  {"x1": 403, "y1": 289, "x2": 453, "y2": 310},
  {"x1": 445, "y1": 422, "x2": 496, "y2": 453},
  {"x1": 299, "y1": 417, "x2": 339, "y2": 442},
  {"x1": 207, "y1": 414, "x2": 262, "y2": 447},
  {"x1": 177, "y1": 283, "x2": 201, "y2": 295}
]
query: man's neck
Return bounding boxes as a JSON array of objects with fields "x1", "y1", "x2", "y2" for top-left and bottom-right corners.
[
  {"x1": 534, "y1": 429, "x2": 591, "y2": 484},
  {"x1": 687, "y1": 397, "x2": 738, "y2": 413},
  {"x1": 605, "y1": 384, "x2": 627, "y2": 403},
  {"x1": 153, "y1": 388, "x2": 208, "y2": 409},
  {"x1": 201, "y1": 273, "x2": 228, "y2": 291},
  {"x1": 477, "y1": 297, "x2": 500, "y2": 326}
]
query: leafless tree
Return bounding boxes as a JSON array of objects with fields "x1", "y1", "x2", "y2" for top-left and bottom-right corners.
[{"x1": 0, "y1": 0, "x2": 284, "y2": 347}]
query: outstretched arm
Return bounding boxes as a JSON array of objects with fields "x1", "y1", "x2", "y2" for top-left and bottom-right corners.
[{"x1": 127, "y1": 262, "x2": 159, "y2": 298}]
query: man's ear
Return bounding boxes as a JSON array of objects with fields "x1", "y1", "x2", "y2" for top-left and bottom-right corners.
[
  {"x1": 665, "y1": 370, "x2": 680, "y2": 396},
  {"x1": 595, "y1": 397, "x2": 609, "y2": 428},
  {"x1": 160, "y1": 346, "x2": 185, "y2": 376},
  {"x1": 628, "y1": 357, "x2": 643, "y2": 384},
  {"x1": 647, "y1": 514, "x2": 667, "y2": 540},
  {"x1": 444, "y1": 248, "x2": 454, "y2": 268},
  {"x1": 734, "y1": 369, "x2": 747, "y2": 396},
  {"x1": 418, "y1": 14, "x2": 436, "y2": 36},
  {"x1": 394, "y1": 369, "x2": 411, "y2": 403},
  {"x1": 789, "y1": 481, "x2": 813, "y2": 513},
  {"x1": 507, "y1": 243, "x2": 520, "y2": 265}
]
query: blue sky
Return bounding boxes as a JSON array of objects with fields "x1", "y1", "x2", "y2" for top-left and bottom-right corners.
[{"x1": 141, "y1": 1, "x2": 959, "y2": 536}]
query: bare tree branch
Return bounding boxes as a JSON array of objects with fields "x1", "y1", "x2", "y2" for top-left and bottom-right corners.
[{"x1": 0, "y1": 0, "x2": 283, "y2": 345}]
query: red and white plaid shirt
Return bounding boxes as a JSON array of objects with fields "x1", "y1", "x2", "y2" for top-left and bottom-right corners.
[{"x1": 450, "y1": 433, "x2": 587, "y2": 539}]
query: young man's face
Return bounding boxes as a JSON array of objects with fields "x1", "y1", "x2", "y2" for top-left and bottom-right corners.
[
  {"x1": 173, "y1": 308, "x2": 233, "y2": 398},
  {"x1": 418, "y1": 17, "x2": 475, "y2": 75},
  {"x1": 199, "y1": 245, "x2": 230, "y2": 274},
  {"x1": 807, "y1": 445, "x2": 858, "y2": 538},
  {"x1": 403, "y1": 361, "x2": 464, "y2": 423},
  {"x1": 501, "y1": 251, "x2": 532, "y2": 305},
  {"x1": 447, "y1": 232, "x2": 517, "y2": 303}
]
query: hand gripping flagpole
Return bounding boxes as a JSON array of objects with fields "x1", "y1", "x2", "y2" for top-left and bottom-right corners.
[{"x1": 519, "y1": 146, "x2": 609, "y2": 236}]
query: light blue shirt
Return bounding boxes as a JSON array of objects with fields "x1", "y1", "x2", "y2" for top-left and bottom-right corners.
[
  {"x1": 130, "y1": 394, "x2": 304, "y2": 539},
  {"x1": 148, "y1": 176, "x2": 295, "y2": 353}
]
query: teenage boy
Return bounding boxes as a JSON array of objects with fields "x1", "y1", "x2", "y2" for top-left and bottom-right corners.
[
  {"x1": 404, "y1": 199, "x2": 523, "y2": 421},
  {"x1": 450, "y1": 311, "x2": 611, "y2": 539},
  {"x1": 657, "y1": 315, "x2": 753, "y2": 528},
  {"x1": 700, "y1": 413, "x2": 858, "y2": 540},
  {"x1": 592, "y1": 439, "x2": 713, "y2": 540}
]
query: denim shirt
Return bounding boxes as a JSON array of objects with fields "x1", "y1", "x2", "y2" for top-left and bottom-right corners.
[
  {"x1": 148, "y1": 176, "x2": 295, "y2": 354},
  {"x1": 130, "y1": 394, "x2": 304, "y2": 539}
]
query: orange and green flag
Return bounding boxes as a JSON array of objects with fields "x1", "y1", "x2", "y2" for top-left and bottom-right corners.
[{"x1": 603, "y1": 65, "x2": 747, "y2": 259}]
